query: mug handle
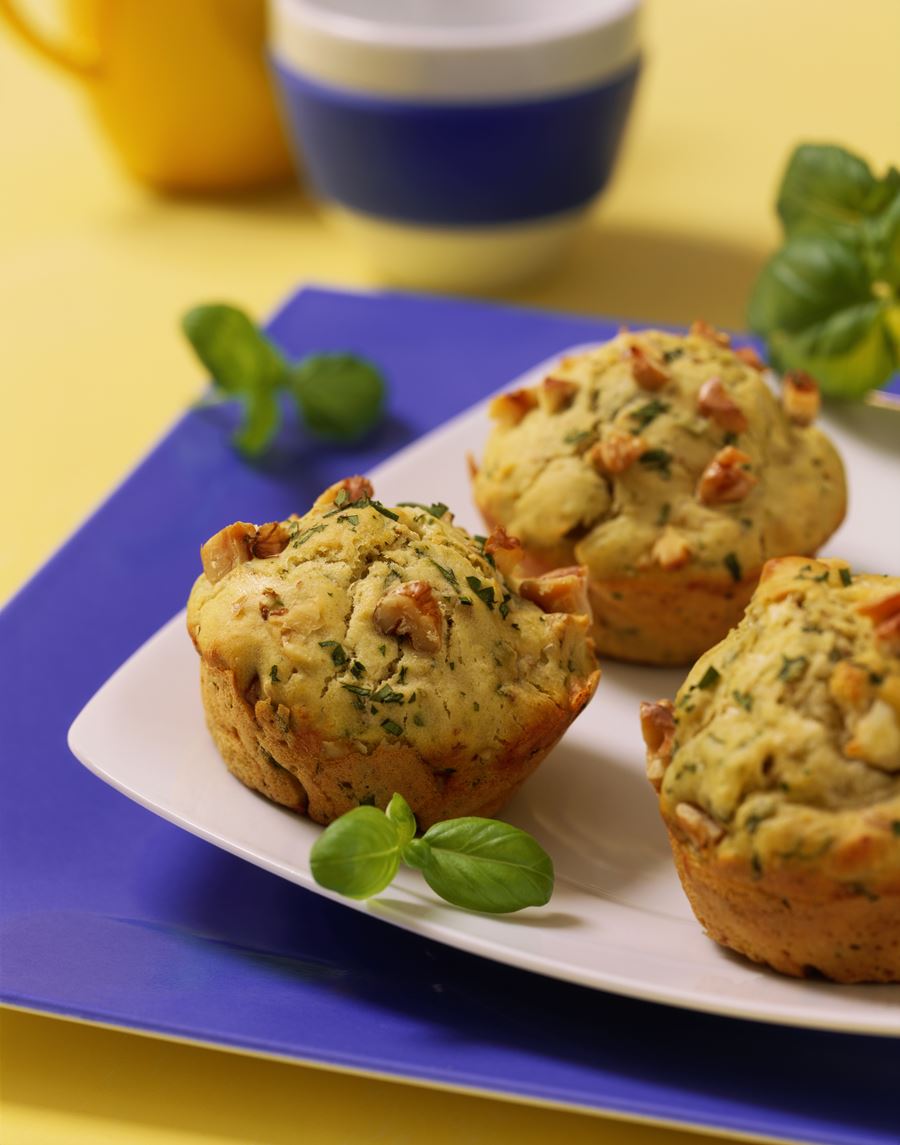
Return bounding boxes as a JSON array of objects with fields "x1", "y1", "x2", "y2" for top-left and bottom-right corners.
[{"x1": 0, "y1": 0, "x2": 101, "y2": 78}]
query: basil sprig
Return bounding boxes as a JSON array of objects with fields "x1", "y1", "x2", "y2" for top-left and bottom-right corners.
[
  {"x1": 182, "y1": 304, "x2": 386, "y2": 457},
  {"x1": 310, "y1": 793, "x2": 554, "y2": 914},
  {"x1": 748, "y1": 143, "x2": 900, "y2": 399}
]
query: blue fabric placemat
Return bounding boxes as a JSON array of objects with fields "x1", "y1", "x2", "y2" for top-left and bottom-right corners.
[{"x1": 2, "y1": 287, "x2": 898, "y2": 1145}]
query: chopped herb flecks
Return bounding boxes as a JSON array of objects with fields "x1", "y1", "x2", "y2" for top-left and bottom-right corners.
[
  {"x1": 778, "y1": 654, "x2": 809, "y2": 683},
  {"x1": 371, "y1": 683, "x2": 404, "y2": 704},
  {"x1": 629, "y1": 399, "x2": 669, "y2": 430},
  {"x1": 638, "y1": 448, "x2": 672, "y2": 477},
  {"x1": 381, "y1": 719, "x2": 403, "y2": 736},
  {"x1": 839, "y1": 567, "x2": 853, "y2": 586},
  {"x1": 466, "y1": 575, "x2": 496, "y2": 609},
  {"x1": 350, "y1": 660, "x2": 366, "y2": 678},
  {"x1": 293, "y1": 523, "x2": 326, "y2": 547},
  {"x1": 398, "y1": 501, "x2": 449, "y2": 518},
  {"x1": 724, "y1": 552, "x2": 742, "y2": 582},
  {"x1": 697, "y1": 665, "x2": 721, "y2": 690},
  {"x1": 269, "y1": 666, "x2": 280, "y2": 683},
  {"x1": 430, "y1": 559, "x2": 459, "y2": 589},
  {"x1": 657, "y1": 502, "x2": 671, "y2": 526},
  {"x1": 732, "y1": 690, "x2": 753, "y2": 711},
  {"x1": 319, "y1": 640, "x2": 348, "y2": 667},
  {"x1": 323, "y1": 495, "x2": 399, "y2": 521}
]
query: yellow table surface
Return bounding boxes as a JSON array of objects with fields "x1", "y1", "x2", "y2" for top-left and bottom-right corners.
[{"x1": 2, "y1": 2, "x2": 897, "y2": 1141}]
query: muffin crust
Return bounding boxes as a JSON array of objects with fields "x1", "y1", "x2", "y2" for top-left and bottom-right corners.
[
  {"x1": 188, "y1": 479, "x2": 600, "y2": 828},
  {"x1": 644, "y1": 557, "x2": 900, "y2": 981},
  {"x1": 473, "y1": 325, "x2": 846, "y2": 663}
]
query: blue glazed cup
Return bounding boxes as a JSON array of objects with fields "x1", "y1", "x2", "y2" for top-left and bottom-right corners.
[{"x1": 269, "y1": 0, "x2": 642, "y2": 290}]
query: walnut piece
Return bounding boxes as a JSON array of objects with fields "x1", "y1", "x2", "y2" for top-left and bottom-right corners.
[
  {"x1": 734, "y1": 346, "x2": 767, "y2": 371},
  {"x1": 539, "y1": 375, "x2": 579, "y2": 413},
  {"x1": 675, "y1": 802, "x2": 724, "y2": 846},
  {"x1": 640, "y1": 700, "x2": 676, "y2": 791},
  {"x1": 697, "y1": 377, "x2": 749, "y2": 434},
  {"x1": 627, "y1": 345, "x2": 669, "y2": 391},
  {"x1": 489, "y1": 388, "x2": 538, "y2": 427},
  {"x1": 829, "y1": 661, "x2": 872, "y2": 710},
  {"x1": 696, "y1": 446, "x2": 758, "y2": 505},
  {"x1": 690, "y1": 319, "x2": 731, "y2": 346},
  {"x1": 651, "y1": 527, "x2": 691, "y2": 571},
  {"x1": 251, "y1": 521, "x2": 291, "y2": 559},
  {"x1": 201, "y1": 522, "x2": 256, "y2": 583},
  {"x1": 782, "y1": 370, "x2": 821, "y2": 425},
  {"x1": 589, "y1": 431, "x2": 646, "y2": 474},
  {"x1": 484, "y1": 526, "x2": 524, "y2": 577},
  {"x1": 518, "y1": 566, "x2": 591, "y2": 619},
  {"x1": 858, "y1": 592, "x2": 900, "y2": 651},
  {"x1": 373, "y1": 580, "x2": 443, "y2": 653}
]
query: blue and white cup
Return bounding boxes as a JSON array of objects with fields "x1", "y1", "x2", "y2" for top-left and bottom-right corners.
[{"x1": 269, "y1": 0, "x2": 642, "y2": 290}]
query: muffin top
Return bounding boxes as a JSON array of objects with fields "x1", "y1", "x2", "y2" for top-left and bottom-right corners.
[
  {"x1": 473, "y1": 324, "x2": 845, "y2": 583},
  {"x1": 187, "y1": 478, "x2": 598, "y2": 755},
  {"x1": 650, "y1": 557, "x2": 900, "y2": 887}
]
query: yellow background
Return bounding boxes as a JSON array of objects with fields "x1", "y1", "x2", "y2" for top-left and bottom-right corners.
[{"x1": 2, "y1": 1, "x2": 898, "y2": 1141}]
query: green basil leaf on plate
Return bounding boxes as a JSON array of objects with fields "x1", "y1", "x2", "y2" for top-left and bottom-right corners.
[
  {"x1": 404, "y1": 818, "x2": 554, "y2": 914},
  {"x1": 386, "y1": 791, "x2": 417, "y2": 847},
  {"x1": 310, "y1": 805, "x2": 401, "y2": 899}
]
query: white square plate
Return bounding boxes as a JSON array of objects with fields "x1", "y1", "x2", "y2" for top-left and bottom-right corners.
[{"x1": 69, "y1": 348, "x2": 900, "y2": 1036}]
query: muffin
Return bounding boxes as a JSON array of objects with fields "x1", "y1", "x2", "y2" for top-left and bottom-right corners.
[
  {"x1": 187, "y1": 477, "x2": 600, "y2": 828},
  {"x1": 472, "y1": 322, "x2": 846, "y2": 664},
  {"x1": 641, "y1": 556, "x2": 900, "y2": 982}
]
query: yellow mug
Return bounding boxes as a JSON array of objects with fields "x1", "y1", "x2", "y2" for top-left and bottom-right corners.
[{"x1": 0, "y1": 0, "x2": 295, "y2": 191}]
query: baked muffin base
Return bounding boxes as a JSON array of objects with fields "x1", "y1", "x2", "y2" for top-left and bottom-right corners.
[
  {"x1": 669, "y1": 832, "x2": 900, "y2": 983},
  {"x1": 587, "y1": 572, "x2": 758, "y2": 666},
  {"x1": 200, "y1": 660, "x2": 596, "y2": 829}
]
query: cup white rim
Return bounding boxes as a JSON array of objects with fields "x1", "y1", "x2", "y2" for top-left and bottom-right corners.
[
  {"x1": 270, "y1": 0, "x2": 643, "y2": 101},
  {"x1": 273, "y1": 0, "x2": 640, "y2": 52}
]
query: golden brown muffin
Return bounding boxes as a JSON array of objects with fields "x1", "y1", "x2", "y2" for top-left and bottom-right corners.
[
  {"x1": 472, "y1": 323, "x2": 846, "y2": 664},
  {"x1": 187, "y1": 477, "x2": 600, "y2": 828},
  {"x1": 641, "y1": 556, "x2": 900, "y2": 982}
]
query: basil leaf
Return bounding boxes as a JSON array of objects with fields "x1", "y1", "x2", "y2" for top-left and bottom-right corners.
[
  {"x1": 182, "y1": 304, "x2": 287, "y2": 396},
  {"x1": 290, "y1": 354, "x2": 386, "y2": 441},
  {"x1": 867, "y1": 191, "x2": 900, "y2": 285},
  {"x1": 748, "y1": 232, "x2": 899, "y2": 398},
  {"x1": 309, "y1": 806, "x2": 401, "y2": 899},
  {"x1": 386, "y1": 792, "x2": 417, "y2": 846},
  {"x1": 777, "y1": 144, "x2": 900, "y2": 240},
  {"x1": 233, "y1": 388, "x2": 282, "y2": 457},
  {"x1": 404, "y1": 819, "x2": 554, "y2": 913}
]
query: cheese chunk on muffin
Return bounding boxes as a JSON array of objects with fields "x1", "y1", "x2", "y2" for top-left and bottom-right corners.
[
  {"x1": 187, "y1": 478, "x2": 600, "y2": 828},
  {"x1": 642, "y1": 557, "x2": 900, "y2": 982},
  {"x1": 472, "y1": 323, "x2": 846, "y2": 664}
]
